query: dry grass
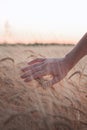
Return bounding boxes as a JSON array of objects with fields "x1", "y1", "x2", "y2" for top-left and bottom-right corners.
[{"x1": 0, "y1": 44, "x2": 87, "y2": 130}]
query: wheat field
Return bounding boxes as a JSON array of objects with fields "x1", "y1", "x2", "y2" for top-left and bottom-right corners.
[{"x1": 0, "y1": 44, "x2": 87, "y2": 130}]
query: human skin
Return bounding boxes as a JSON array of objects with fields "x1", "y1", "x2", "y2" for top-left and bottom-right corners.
[{"x1": 21, "y1": 33, "x2": 87, "y2": 87}]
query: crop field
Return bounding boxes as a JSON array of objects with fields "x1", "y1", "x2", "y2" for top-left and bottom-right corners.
[{"x1": 0, "y1": 44, "x2": 87, "y2": 130}]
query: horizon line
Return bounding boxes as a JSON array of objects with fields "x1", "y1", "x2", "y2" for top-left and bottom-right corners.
[{"x1": 0, "y1": 42, "x2": 75, "y2": 46}]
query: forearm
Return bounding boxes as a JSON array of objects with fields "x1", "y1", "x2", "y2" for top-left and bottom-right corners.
[{"x1": 65, "y1": 33, "x2": 87, "y2": 70}]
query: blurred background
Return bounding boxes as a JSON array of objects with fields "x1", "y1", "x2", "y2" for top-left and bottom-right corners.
[{"x1": 0, "y1": 0, "x2": 87, "y2": 44}]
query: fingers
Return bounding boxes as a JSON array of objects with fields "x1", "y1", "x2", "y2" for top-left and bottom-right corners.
[
  {"x1": 21, "y1": 61, "x2": 45, "y2": 72},
  {"x1": 28, "y1": 58, "x2": 46, "y2": 65},
  {"x1": 21, "y1": 70, "x2": 46, "y2": 82},
  {"x1": 21, "y1": 58, "x2": 47, "y2": 82}
]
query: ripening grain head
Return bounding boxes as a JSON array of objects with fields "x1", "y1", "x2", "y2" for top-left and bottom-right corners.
[{"x1": 0, "y1": 45, "x2": 87, "y2": 130}]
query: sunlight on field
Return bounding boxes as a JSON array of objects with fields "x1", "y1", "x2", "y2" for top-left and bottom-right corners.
[{"x1": 0, "y1": 44, "x2": 87, "y2": 130}]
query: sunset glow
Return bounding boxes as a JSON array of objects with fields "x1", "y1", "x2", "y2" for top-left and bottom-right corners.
[{"x1": 0, "y1": 0, "x2": 87, "y2": 44}]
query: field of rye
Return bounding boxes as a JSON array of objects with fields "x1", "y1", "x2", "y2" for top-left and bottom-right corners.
[{"x1": 0, "y1": 44, "x2": 87, "y2": 130}]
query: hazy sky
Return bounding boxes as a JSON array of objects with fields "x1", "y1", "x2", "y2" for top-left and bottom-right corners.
[{"x1": 0, "y1": 0, "x2": 87, "y2": 43}]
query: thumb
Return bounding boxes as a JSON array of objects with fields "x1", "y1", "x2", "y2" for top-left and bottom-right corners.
[{"x1": 42, "y1": 76, "x2": 60, "y2": 88}]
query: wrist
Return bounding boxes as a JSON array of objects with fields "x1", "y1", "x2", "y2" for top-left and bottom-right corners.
[{"x1": 64, "y1": 53, "x2": 75, "y2": 71}]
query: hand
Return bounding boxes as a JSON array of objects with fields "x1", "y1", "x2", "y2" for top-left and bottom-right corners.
[{"x1": 21, "y1": 57, "x2": 70, "y2": 87}]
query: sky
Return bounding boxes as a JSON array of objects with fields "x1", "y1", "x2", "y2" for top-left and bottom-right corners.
[{"x1": 0, "y1": 0, "x2": 87, "y2": 44}]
